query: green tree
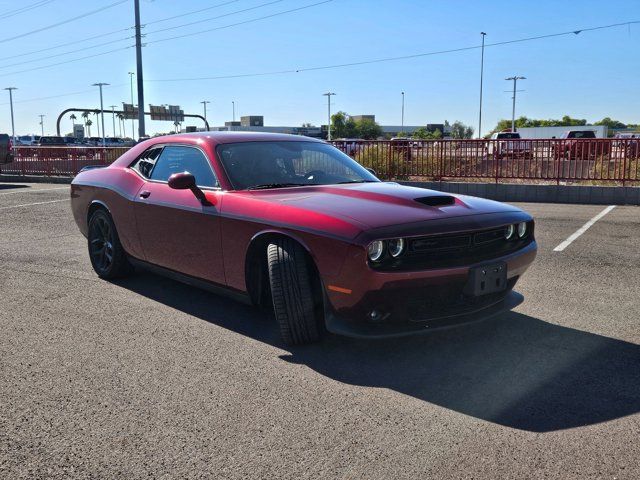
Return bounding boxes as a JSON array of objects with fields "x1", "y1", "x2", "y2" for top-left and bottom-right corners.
[
  {"x1": 355, "y1": 118, "x2": 382, "y2": 139},
  {"x1": 450, "y1": 121, "x2": 474, "y2": 139},
  {"x1": 594, "y1": 117, "x2": 627, "y2": 130},
  {"x1": 412, "y1": 127, "x2": 441, "y2": 140}
]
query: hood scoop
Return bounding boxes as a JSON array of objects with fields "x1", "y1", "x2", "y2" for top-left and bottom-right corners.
[{"x1": 414, "y1": 195, "x2": 456, "y2": 207}]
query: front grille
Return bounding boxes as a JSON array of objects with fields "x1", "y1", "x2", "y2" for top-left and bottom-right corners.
[{"x1": 370, "y1": 222, "x2": 534, "y2": 272}]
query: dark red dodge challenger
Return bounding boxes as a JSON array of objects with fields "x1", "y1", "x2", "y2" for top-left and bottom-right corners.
[{"x1": 71, "y1": 132, "x2": 537, "y2": 344}]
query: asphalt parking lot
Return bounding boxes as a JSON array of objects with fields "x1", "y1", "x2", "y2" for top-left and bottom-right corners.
[{"x1": 1, "y1": 182, "x2": 639, "y2": 479}]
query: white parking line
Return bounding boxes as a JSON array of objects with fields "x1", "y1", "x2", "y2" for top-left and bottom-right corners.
[
  {"x1": 553, "y1": 205, "x2": 616, "y2": 252},
  {"x1": 0, "y1": 187, "x2": 69, "y2": 195},
  {"x1": 0, "y1": 199, "x2": 68, "y2": 210}
]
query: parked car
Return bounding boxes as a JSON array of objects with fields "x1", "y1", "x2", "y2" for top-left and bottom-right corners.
[
  {"x1": 0, "y1": 133, "x2": 13, "y2": 169},
  {"x1": 17, "y1": 135, "x2": 40, "y2": 146},
  {"x1": 64, "y1": 136, "x2": 81, "y2": 146},
  {"x1": 38, "y1": 136, "x2": 66, "y2": 146},
  {"x1": 552, "y1": 130, "x2": 609, "y2": 160},
  {"x1": 70, "y1": 132, "x2": 537, "y2": 345},
  {"x1": 487, "y1": 131, "x2": 533, "y2": 160},
  {"x1": 613, "y1": 132, "x2": 639, "y2": 160}
]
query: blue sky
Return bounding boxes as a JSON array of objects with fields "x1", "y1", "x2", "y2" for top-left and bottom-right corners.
[{"x1": 0, "y1": 0, "x2": 638, "y2": 137}]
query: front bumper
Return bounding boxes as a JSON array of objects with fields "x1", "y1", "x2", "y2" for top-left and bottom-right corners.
[{"x1": 321, "y1": 240, "x2": 537, "y2": 338}]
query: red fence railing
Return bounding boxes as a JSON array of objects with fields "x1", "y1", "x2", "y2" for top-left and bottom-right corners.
[
  {"x1": 331, "y1": 138, "x2": 640, "y2": 185},
  {"x1": 1, "y1": 139, "x2": 639, "y2": 185},
  {"x1": 1, "y1": 146, "x2": 130, "y2": 177}
]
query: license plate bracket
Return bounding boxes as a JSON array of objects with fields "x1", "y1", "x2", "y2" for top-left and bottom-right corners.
[{"x1": 465, "y1": 262, "x2": 507, "y2": 296}]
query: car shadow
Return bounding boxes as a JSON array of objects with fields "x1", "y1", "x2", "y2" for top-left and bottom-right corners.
[
  {"x1": 0, "y1": 183, "x2": 29, "y2": 191},
  {"x1": 114, "y1": 272, "x2": 640, "y2": 433}
]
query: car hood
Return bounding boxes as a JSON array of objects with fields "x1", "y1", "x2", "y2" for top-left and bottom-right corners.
[{"x1": 249, "y1": 182, "x2": 521, "y2": 230}]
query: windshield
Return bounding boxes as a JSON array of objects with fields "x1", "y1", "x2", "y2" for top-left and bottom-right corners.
[
  {"x1": 566, "y1": 131, "x2": 596, "y2": 139},
  {"x1": 496, "y1": 133, "x2": 521, "y2": 139},
  {"x1": 217, "y1": 141, "x2": 379, "y2": 190}
]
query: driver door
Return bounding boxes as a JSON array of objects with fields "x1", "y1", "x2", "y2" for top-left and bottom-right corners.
[{"x1": 132, "y1": 145, "x2": 225, "y2": 285}]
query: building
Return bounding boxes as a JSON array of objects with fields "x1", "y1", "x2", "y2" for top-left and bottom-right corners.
[{"x1": 241, "y1": 116, "x2": 264, "y2": 127}]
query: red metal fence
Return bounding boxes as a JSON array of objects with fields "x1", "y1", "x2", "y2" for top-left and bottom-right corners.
[
  {"x1": 1, "y1": 139, "x2": 639, "y2": 185},
  {"x1": 1, "y1": 146, "x2": 130, "y2": 177},
  {"x1": 331, "y1": 138, "x2": 640, "y2": 185}
]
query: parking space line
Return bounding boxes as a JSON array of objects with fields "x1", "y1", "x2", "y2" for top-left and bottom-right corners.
[
  {"x1": 0, "y1": 199, "x2": 68, "y2": 210},
  {"x1": 553, "y1": 205, "x2": 616, "y2": 252},
  {"x1": 0, "y1": 187, "x2": 69, "y2": 195}
]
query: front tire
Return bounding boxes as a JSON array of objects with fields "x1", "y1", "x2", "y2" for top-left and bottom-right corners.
[
  {"x1": 267, "y1": 238, "x2": 321, "y2": 345},
  {"x1": 88, "y1": 209, "x2": 132, "y2": 279}
]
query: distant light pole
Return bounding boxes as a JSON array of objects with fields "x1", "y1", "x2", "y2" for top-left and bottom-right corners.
[
  {"x1": 92, "y1": 82, "x2": 109, "y2": 147},
  {"x1": 109, "y1": 105, "x2": 117, "y2": 137},
  {"x1": 323, "y1": 92, "x2": 336, "y2": 140},
  {"x1": 505, "y1": 76, "x2": 525, "y2": 132},
  {"x1": 478, "y1": 32, "x2": 486, "y2": 138},
  {"x1": 401, "y1": 91, "x2": 405, "y2": 135},
  {"x1": 232, "y1": 101, "x2": 235, "y2": 121},
  {"x1": 3, "y1": 87, "x2": 17, "y2": 147},
  {"x1": 128, "y1": 71, "x2": 135, "y2": 140},
  {"x1": 38, "y1": 114, "x2": 45, "y2": 136},
  {"x1": 201, "y1": 100, "x2": 210, "y2": 129}
]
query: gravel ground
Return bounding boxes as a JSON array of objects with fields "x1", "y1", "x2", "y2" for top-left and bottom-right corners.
[{"x1": 1, "y1": 183, "x2": 639, "y2": 479}]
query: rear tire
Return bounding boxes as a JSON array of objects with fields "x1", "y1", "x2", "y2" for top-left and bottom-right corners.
[
  {"x1": 267, "y1": 238, "x2": 321, "y2": 345},
  {"x1": 88, "y1": 209, "x2": 132, "y2": 279}
]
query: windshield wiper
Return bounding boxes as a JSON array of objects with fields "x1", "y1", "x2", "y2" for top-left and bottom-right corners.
[
  {"x1": 247, "y1": 183, "x2": 307, "y2": 190},
  {"x1": 336, "y1": 180, "x2": 378, "y2": 184}
]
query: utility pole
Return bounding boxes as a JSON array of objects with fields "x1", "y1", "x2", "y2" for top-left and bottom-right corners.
[
  {"x1": 478, "y1": 32, "x2": 486, "y2": 138},
  {"x1": 401, "y1": 91, "x2": 405, "y2": 135},
  {"x1": 232, "y1": 101, "x2": 235, "y2": 121},
  {"x1": 134, "y1": 0, "x2": 145, "y2": 138},
  {"x1": 201, "y1": 100, "x2": 210, "y2": 129},
  {"x1": 109, "y1": 105, "x2": 117, "y2": 137},
  {"x1": 38, "y1": 114, "x2": 45, "y2": 136},
  {"x1": 92, "y1": 82, "x2": 109, "y2": 147},
  {"x1": 323, "y1": 92, "x2": 336, "y2": 140},
  {"x1": 505, "y1": 76, "x2": 525, "y2": 132},
  {"x1": 4, "y1": 87, "x2": 16, "y2": 147},
  {"x1": 128, "y1": 71, "x2": 135, "y2": 140}
]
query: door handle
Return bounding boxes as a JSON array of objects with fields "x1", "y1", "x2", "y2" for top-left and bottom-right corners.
[{"x1": 139, "y1": 190, "x2": 151, "y2": 199}]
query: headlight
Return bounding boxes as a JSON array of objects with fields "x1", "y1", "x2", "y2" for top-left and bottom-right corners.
[
  {"x1": 517, "y1": 221, "x2": 527, "y2": 238},
  {"x1": 504, "y1": 224, "x2": 515, "y2": 240},
  {"x1": 388, "y1": 238, "x2": 406, "y2": 258},
  {"x1": 367, "y1": 240, "x2": 385, "y2": 262}
]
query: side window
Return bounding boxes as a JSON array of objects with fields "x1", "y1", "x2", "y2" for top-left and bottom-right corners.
[
  {"x1": 149, "y1": 146, "x2": 218, "y2": 188},
  {"x1": 131, "y1": 147, "x2": 162, "y2": 178}
]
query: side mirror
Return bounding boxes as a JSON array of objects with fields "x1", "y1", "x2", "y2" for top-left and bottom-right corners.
[
  {"x1": 365, "y1": 167, "x2": 377, "y2": 177},
  {"x1": 168, "y1": 172, "x2": 212, "y2": 206}
]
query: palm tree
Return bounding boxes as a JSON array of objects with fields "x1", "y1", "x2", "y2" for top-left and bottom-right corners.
[
  {"x1": 116, "y1": 113, "x2": 125, "y2": 137},
  {"x1": 81, "y1": 111, "x2": 91, "y2": 137},
  {"x1": 85, "y1": 119, "x2": 92, "y2": 137},
  {"x1": 94, "y1": 112, "x2": 100, "y2": 137},
  {"x1": 69, "y1": 113, "x2": 77, "y2": 134}
]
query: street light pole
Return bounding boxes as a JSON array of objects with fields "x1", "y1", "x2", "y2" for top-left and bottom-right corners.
[
  {"x1": 201, "y1": 100, "x2": 210, "y2": 130},
  {"x1": 92, "y1": 82, "x2": 109, "y2": 147},
  {"x1": 323, "y1": 92, "x2": 336, "y2": 140},
  {"x1": 38, "y1": 114, "x2": 45, "y2": 136},
  {"x1": 128, "y1": 71, "x2": 135, "y2": 140},
  {"x1": 478, "y1": 32, "x2": 486, "y2": 138},
  {"x1": 134, "y1": 0, "x2": 146, "y2": 138},
  {"x1": 401, "y1": 91, "x2": 405, "y2": 135},
  {"x1": 109, "y1": 105, "x2": 117, "y2": 137},
  {"x1": 505, "y1": 76, "x2": 526, "y2": 132},
  {"x1": 4, "y1": 87, "x2": 17, "y2": 147}
]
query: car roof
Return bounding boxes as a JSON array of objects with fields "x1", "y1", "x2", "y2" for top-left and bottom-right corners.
[{"x1": 142, "y1": 131, "x2": 326, "y2": 147}]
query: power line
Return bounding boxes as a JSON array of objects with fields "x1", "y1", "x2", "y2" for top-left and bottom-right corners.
[
  {"x1": 0, "y1": 27, "x2": 132, "y2": 61},
  {"x1": 0, "y1": 36, "x2": 133, "y2": 70},
  {"x1": 144, "y1": 0, "x2": 243, "y2": 26},
  {"x1": 147, "y1": 20, "x2": 639, "y2": 81},
  {"x1": 145, "y1": 0, "x2": 284, "y2": 36},
  {"x1": 146, "y1": 0, "x2": 334, "y2": 45},
  {"x1": 0, "y1": 0, "x2": 128, "y2": 44},
  {"x1": 0, "y1": 46, "x2": 132, "y2": 79},
  {"x1": 0, "y1": 0, "x2": 55, "y2": 20},
  {"x1": 0, "y1": 83, "x2": 128, "y2": 106}
]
